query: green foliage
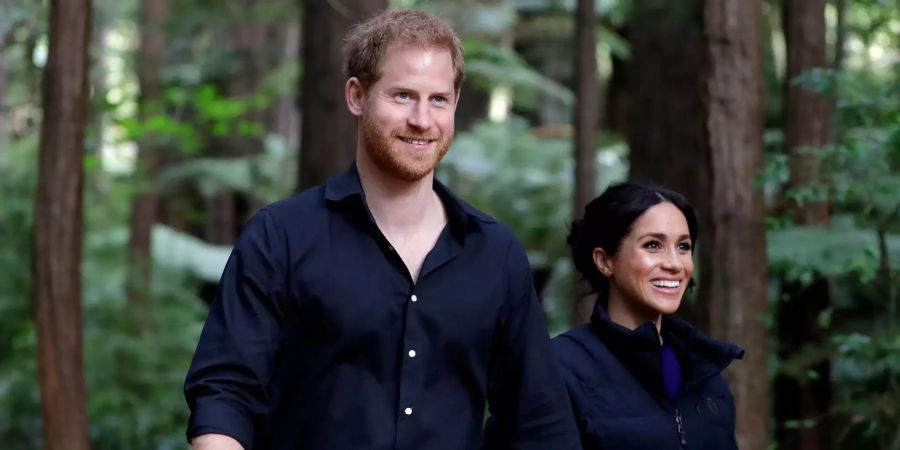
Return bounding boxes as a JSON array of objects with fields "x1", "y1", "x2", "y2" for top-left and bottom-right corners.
[
  {"x1": 831, "y1": 331, "x2": 900, "y2": 449},
  {"x1": 595, "y1": 23, "x2": 630, "y2": 59},
  {"x1": 767, "y1": 216, "x2": 900, "y2": 284},
  {"x1": 82, "y1": 248, "x2": 206, "y2": 450},
  {"x1": 463, "y1": 36, "x2": 575, "y2": 111},
  {"x1": 0, "y1": 135, "x2": 41, "y2": 450},
  {"x1": 3, "y1": 0, "x2": 896, "y2": 448},
  {"x1": 440, "y1": 116, "x2": 626, "y2": 331},
  {"x1": 0, "y1": 142, "x2": 211, "y2": 449},
  {"x1": 118, "y1": 83, "x2": 272, "y2": 155},
  {"x1": 760, "y1": 16, "x2": 900, "y2": 445},
  {"x1": 155, "y1": 136, "x2": 295, "y2": 204},
  {"x1": 441, "y1": 116, "x2": 575, "y2": 266}
]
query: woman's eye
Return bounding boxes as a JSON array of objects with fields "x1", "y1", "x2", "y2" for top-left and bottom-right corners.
[
  {"x1": 643, "y1": 241, "x2": 662, "y2": 250},
  {"x1": 678, "y1": 242, "x2": 693, "y2": 252}
]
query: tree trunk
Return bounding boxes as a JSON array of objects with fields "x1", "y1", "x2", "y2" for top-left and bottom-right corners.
[
  {"x1": 0, "y1": 38, "x2": 8, "y2": 152},
  {"x1": 571, "y1": 0, "x2": 600, "y2": 325},
  {"x1": 297, "y1": 0, "x2": 387, "y2": 192},
  {"x1": 783, "y1": 0, "x2": 830, "y2": 224},
  {"x1": 33, "y1": 0, "x2": 92, "y2": 448},
  {"x1": 704, "y1": 2, "x2": 769, "y2": 449},
  {"x1": 272, "y1": 23, "x2": 302, "y2": 151},
  {"x1": 831, "y1": 0, "x2": 847, "y2": 144},
  {"x1": 776, "y1": 2, "x2": 832, "y2": 448},
  {"x1": 573, "y1": 0, "x2": 599, "y2": 218},
  {"x1": 622, "y1": 5, "x2": 770, "y2": 445},
  {"x1": 206, "y1": 188, "x2": 238, "y2": 245},
  {"x1": 199, "y1": 3, "x2": 274, "y2": 244},
  {"x1": 775, "y1": 278, "x2": 832, "y2": 450},
  {"x1": 128, "y1": 0, "x2": 167, "y2": 332},
  {"x1": 604, "y1": 44, "x2": 630, "y2": 136},
  {"x1": 832, "y1": 0, "x2": 847, "y2": 72},
  {"x1": 626, "y1": 0, "x2": 711, "y2": 331},
  {"x1": 87, "y1": 15, "x2": 108, "y2": 154},
  {"x1": 204, "y1": 1, "x2": 298, "y2": 241}
]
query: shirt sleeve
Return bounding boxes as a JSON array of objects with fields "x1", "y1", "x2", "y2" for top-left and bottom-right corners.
[
  {"x1": 483, "y1": 239, "x2": 581, "y2": 450},
  {"x1": 184, "y1": 208, "x2": 288, "y2": 449}
]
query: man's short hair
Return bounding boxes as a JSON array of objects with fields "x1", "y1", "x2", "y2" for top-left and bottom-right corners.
[{"x1": 344, "y1": 9, "x2": 464, "y2": 92}]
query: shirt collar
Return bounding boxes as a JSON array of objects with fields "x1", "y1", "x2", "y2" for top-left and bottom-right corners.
[
  {"x1": 323, "y1": 162, "x2": 495, "y2": 242},
  {"x1": 590, "y1": 302, "x2": 744, "y2": 395}
]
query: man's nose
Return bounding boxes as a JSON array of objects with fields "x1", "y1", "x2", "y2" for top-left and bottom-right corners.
[{"x1": 407, "y1": 101, "x2": 432, "y2": 130}]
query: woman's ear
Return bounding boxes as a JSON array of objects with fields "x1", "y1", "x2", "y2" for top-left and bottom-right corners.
[
  {"x1": 345, "y1": 77, "x2": 366, "y2": 117},
  {"x1": 592, "y1": 248, "x2": 613, "y2": 277}
]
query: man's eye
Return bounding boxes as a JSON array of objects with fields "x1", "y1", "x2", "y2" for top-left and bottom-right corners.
[
  {"x1": 432, "y1": 96, "x2": 447, "y2": 103},
  {"x1": 397, "y1": 92, "x2": 410, "y2": 100}
]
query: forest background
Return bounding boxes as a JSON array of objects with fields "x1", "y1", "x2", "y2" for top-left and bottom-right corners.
[{"x1": 0, "y1": 0, "x2": 898, "y2": 449}]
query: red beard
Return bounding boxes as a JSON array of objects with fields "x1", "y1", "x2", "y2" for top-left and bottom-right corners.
[{"x1": 361, "y1": 111, "x2": 452, "y2": 182}]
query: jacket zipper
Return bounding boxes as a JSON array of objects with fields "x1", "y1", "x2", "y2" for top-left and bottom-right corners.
[{"x1": 675, "y1": 406, "x2": 687, "y2": 448}]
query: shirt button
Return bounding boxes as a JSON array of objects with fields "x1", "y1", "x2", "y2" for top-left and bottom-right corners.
[
  {"x1": 410, "y1": 294, "x2": 418, "y2": 302},
  {"x1": 408, "y1": 350, "x2": 416, "y2": 358},
  {"x1": 404, "y1": 407, "x2": 413, "y2": 416},
  {"x1": 388, "y1": 245, "x2": 394, "y2": 252}
]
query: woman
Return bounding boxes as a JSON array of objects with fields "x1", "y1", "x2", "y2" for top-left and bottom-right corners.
[{"x1": 553, "y1": 181, "x2": 743, "y2": 450}]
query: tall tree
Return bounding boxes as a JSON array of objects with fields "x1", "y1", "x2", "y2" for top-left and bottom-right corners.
[
  {"x1": 297, "y1": 0, "x2": 387, "y2": 192},
  {"x1": 0, "y1": 41, "x2": 8, "y2": 152},
  {"x1": 128, "y1": 0, "x2": 168, "y2": 330},
  {"x1": 0, "y1": 23, "x2": 18, "y2": 151},
  {"x1": 703, "y1": 2, "x2": 769, "y2": 449},
  {"x1": 627, "y1": 1, "x2": 770, "y2": 448},
  {"x1": 205, "y1": 1, "x2": 269, "y2": 245},
  {"x1": 572, "y1": 0, "x2": 599, "y2": 324},
  {"x1": 33, "y1": 0, "x2": 92, "y2": 448},
  {"x1": 776, "y1": 0, "x2": 832, "y2": 448},
  {"x1": 783, "y1": 0, "x2": 830, "y2": 224},
  {"x1": 626, "y1": 0, "x2": 711, "y2": 330},
  {"x1": 271, "y1": 23, "x2": 302, "y2": 152},
  {"x1": 832, "y1": 0, "x2": 847, "y2": 72}
]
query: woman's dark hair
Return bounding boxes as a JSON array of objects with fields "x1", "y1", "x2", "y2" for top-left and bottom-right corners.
[{"x1": 568, "y1": 181, "x2": 699, "y2": 304}]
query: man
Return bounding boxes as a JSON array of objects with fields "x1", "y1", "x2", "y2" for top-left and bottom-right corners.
[{"x1": 185, "y1": 9, "x2": 579, "y2": 450}]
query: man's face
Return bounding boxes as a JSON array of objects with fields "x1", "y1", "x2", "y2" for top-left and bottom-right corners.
[{"x1": 358, "y1": 44, "x2": 457, "y2": 181}]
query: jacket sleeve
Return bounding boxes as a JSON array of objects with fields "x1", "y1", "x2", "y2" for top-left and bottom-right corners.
[
  {"x1": 482, "y1": 239, "x2": 581, "y2": 450},
  {"x1": 183, "y1": 209, "x2": 289, "y2": 450}
]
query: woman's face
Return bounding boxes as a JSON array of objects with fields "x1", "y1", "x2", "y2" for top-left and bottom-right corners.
[{"x1": 593, "y1": 202, "x2": 694, "y2": 321}]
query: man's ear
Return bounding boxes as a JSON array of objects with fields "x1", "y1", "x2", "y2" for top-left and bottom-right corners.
[
  {"x1": 592, "y1": 248, "x2": 614, "y2": 278},
  {"x1": 345, "y1": 77, "x2": 365, "y2": 117}
]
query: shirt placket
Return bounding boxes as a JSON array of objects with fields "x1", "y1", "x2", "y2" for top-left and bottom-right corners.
[
  {"x1": 374, "y1": 230, "x2": 423, "y2": 450},
  {"x1": 395, "y1": 286, "x2": 422, "y2": 450}
]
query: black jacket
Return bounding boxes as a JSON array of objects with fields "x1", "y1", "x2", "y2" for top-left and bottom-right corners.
[{"x1": 552, "y1": 304, "x2": 744, "y2": 450}]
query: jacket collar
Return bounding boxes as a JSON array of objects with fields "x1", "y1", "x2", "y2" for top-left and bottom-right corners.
[
  {"x1": 590, "y1": 301, "x2": 744, "y2": 399},
  {"x1": 323, "y1": 163, "x2": 495, "y2": 243}
]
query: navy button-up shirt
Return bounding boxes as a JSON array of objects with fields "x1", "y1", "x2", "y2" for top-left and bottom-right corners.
[{"x1": 184, "y1": 166, "x2": 579, "y2": 450}]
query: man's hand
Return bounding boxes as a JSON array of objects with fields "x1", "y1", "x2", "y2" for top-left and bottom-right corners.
[{"x1": 191, "y1": 434, "x2": 244, "y2": 450}]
